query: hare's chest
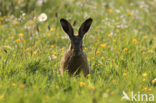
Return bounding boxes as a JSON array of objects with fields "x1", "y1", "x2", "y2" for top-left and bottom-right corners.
[{"x1": 67, "y1": 56, "x2": 85, "y2": 72}]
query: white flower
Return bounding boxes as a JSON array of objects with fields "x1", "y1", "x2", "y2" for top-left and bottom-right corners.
[{"x1": 38, "y1": 13, "x2": 47, "y2": 22}]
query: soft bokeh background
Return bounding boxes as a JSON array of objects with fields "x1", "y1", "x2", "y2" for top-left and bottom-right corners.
[{"x1": 0, "y1": 0, "x2": 156, "y2": 103}]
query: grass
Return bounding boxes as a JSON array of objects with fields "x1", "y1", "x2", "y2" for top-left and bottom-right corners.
[{"x1": 0, "y1": 0, "x2": 156, "y2": 103}]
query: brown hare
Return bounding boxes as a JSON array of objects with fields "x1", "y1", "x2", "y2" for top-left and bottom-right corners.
[{"x1": 60, "y1": 18, "x2": 93, "y2": 76}]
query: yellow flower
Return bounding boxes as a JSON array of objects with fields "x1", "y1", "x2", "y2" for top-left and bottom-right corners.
[
  {"x1": 108, "y1": 33, "x2": 112, "y2": 38},
  {"x1": 33, "y1": 51, "x2": 37, "y2": 55},
  {"x1": 148, "y1": 49, "x2": 153, "y2": 53},
  {"x1": 108, "y1": 8, "x2": 113, "y2": 13},
  {"x1": 80, "y1": 82, "x2": 85, "y2": 87},
  {"x1": 127, "y1": 11, "x2": 132, "y2": 15},
  {"x1": 26, "y1": 48, "x2": 30, "y2": 52},
  {"x1": 113, "y1": 40, "x2": 116, "y2": 43},
  {"x1": 96, "y1": 50, "x2": 101, "y2": 54},
  {"x1": 123, "y1": 48, "x2": 128, "y2": 52},
  {"x1": 50, "y1": 45, "x2": 54, "y2": 48},
  {"x1": 143, "y1": 87, "x2": 148, "y2": 91},
  {"x1": 19, "y1": 33, "x2": 24, "y2": 37},
  {"x1": 152, "y1": 78, "x2": 156, "y2": 84},
  {"x1": 105, "y1": 89, "x2": 110, "y2": 93},
  {"x1": 95, "y1": 42, "x2": 99, "y2": 46},
  {"x1": 3, "y1": 45, "x2": 8, "y2": 50},
  {"x1": 101, "y1": 56, "x2": 104, "y2": 60},
  {"x1": 56, "y1": 85, "x2": 60, "y2": 89},
  {"x1": 98, "y1": 63, "x2": 101, "y2": 66},
  {"x1": 15, "y1": 39, "x2": 21, "y2": 43},
  {"x1": 88, "y1": 85, "x2": 95, "y2": 90},
  {"x1": 148, "y1": 88, "x2": 152, "y2": 91},
  {"x1": 52, "y1": 51, "x2": 57, "y2": 56},
  {"x1": 12, "y1": 83, "x2": 16, "y2": 87},
  {"x1": 121, "y1": 57, "x2": 125, "y2": 61},
  {"x1": 91, "y1": 57, "x2": 95, "y2": 60},
  {"x1": 132, "y1": 39, "x2": 138, "y2": 44},
  {"x1": 47, "y1": 33, "x2": 51, "y2": 37},
  {"x1": 50, "y1": 27, "x2": 55, "y2": 31},
  {"x1": 122, "y1": 36, "x2": 126, "y2": 40},
  {"x1": 143, "y1": 36, "x2": 148, "y2": 39},
  {"x1": 142, "y1": 73, "x2": 147, "y2": 77},
  {"x1": 19, "y1": 84, "x2": 25, "y2": 88},
  {"x1": 100, "y1": 43, "x2": 107, "y2": 47},
  {"x1": 141, "y1": 51, "x2": 145, "y2": 55},
  {"x1": 0, "y1": 95, "x2": 4, "y2": 100},
  {"x1": 87, "y1": 74, "x2": 90, "y2": 78},
  {"x1": 84, "y1": 47, "x2": 87, "y2": 51},
  {"x1": 123, "y1": 73, "x2": 127, "y2": 77}
]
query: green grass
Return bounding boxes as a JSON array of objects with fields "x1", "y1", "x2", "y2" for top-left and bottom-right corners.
[{"x1": 0, "y1": 0, "x2": 156, "y2": 103}]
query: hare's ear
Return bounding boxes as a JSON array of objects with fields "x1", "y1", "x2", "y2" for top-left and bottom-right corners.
[
  {"x1": 60, "y1": 18, "x2": 74, "y2": 38},
  {"x1": 78, "y1": 18, "x2": 93, "y2": 38}
]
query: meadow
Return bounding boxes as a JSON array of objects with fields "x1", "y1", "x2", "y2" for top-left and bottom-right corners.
[{"x1": 0, "y1": 0, "x2": 156, "y2": 103}]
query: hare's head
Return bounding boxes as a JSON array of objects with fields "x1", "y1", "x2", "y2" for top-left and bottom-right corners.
[{"x1": 60, "y1": 18, "x2": 93, "y2": 56}]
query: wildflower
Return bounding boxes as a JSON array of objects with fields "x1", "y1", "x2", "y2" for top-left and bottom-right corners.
[
  {"x1": 12, "y1": 83, "x2": 16, "y2": 87},
  {"x1": 0, "y1": 95, "x2": 4, "y2": 100},
  {"x1": 132, "y1": 39, "x2": 138, "y2": 44},
  {"x1": 152, "y1": 78, "x2": 156, "y2": 84},
  {"x1": 33, "y1": 51, "x2": 37, "y2": 55},
  {"x1": 47, "y1": 33, "x2": 51, "y2": 37},
  {"x1": 87, "y1": 74, "x2": 90, "y2": 78},
  {"x1": 95, "y1": 42, "x2": 99, "y2": 46},
  {"x1": 19, "y1": 84, "x2": 25, "y2": 88},
  {"x1": 50, "y1": 45, "x2": 54, "y2": 48},
  {"x1": 108, "y1": 33, "x2": 112, "y2": 38},
  {"x1": 15, "y1": 39, "x2": 21, "y2": 43},
  {"x1": 142, "y1": 73, "x2": 147, "y2": 77},
  {"x1": 123, "y1": 48, "x2": 128, "y2": 52},
  {"x1": 123, "y1": 73, "x2": 127, "y2": 77},
  {"x1": 101, "y1": 56, "x2": 104, "y2": 60},
  {"x1": 3, "y1": 45, "x2": 8, "y2": 50},
  {"x1": 56, "y1": 85, "x2": 60, "y2": 89},
  {"x1": 52, "y1": 51, "x2": 57, "y2": 56},
  {"x1": 26, "y1": 48, "x2": 30, "y2": 52},
  {"x1": 113, "y1": 40, "x2": 116, "y2": 43},
  {"x1": 19, "y1": 33, "x2": 24, "y2": 37},
  {"x1": 52, "y1": 55, "x2": 57, "y2": 59},
  {"x1": 127, "y1": 11, "x2": 132, "y2": 15},
  {"x1": 91, "y1": 57, "x2": 95, "y2": 60},
  {"x1": 148, "y1": 88, "x2": 152, "y2": 91},
  {"x1": 148, "y1": 49, "x2": 154, "y2": 53},
  {"x1": 141, "y1": 51, "x2": 145, "y2": 55},
  {"x1": 84, "y1": 47, "x2": 87, "y2": 51},
  {"x1": 96, "y1": 50, "x2": 101, "y2": 54},
  {"x1": 100, "y1": 43, "x2": 107, "y2": 47},
  {"x1": 143, "y1": 36, "x2": 148, "y2": 39},
  {"x1": 80, "y1": 82, "x2": 85, "y2": 87},
  {"x1": 121, "y1": 57, "x2": 125, "y2": 61},
  {"x1": 88, "y1": 85, "x2": 95, "y2": 90},
  {"x1": 38, "y1": 13, "x2": 47, "y2": 22},
  {"x1": 143, "y1": 87, "x2": 148, "y2": 91},
  {"x1": 98, "y1": 63, "x2": 101, "y2": 66},
  {"x1": 122, "y1": 36, "x2": 126, "y2": 40},
  {"x1": 50, "y1": 27, "x2": 55, "y2": 31},
  {"x1": 105, "y1": 89, "x2": 110, "y2": 93},
  {"x1": 108, "y1": 8, "x2": 113, "y2": 13}
]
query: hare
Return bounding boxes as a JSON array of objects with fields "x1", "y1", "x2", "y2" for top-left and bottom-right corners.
[{"x1": 60, "y1": 18, "x2": 93, "y2": 76}]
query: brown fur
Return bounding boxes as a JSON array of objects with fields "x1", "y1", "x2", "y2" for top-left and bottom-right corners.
[
  {"x1": 59, "y1": 18, "x2": 92, "y2": 76},
  {"x1": 60, "y1": 45, "x2": 89, "y2": 76}
]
